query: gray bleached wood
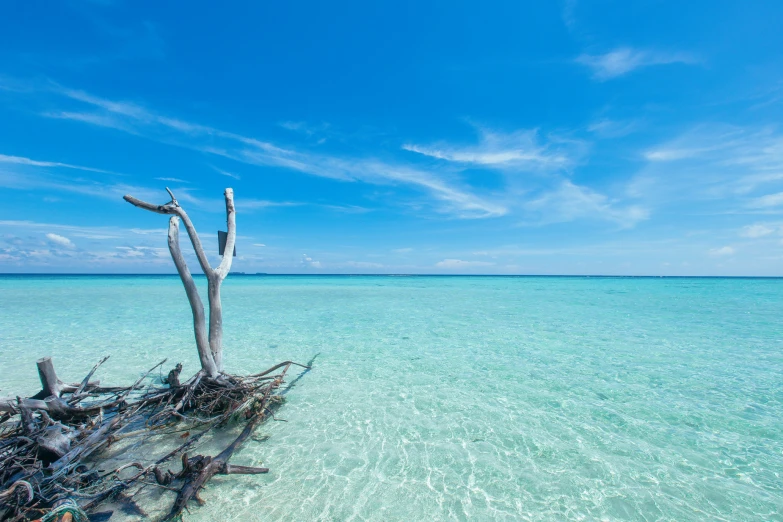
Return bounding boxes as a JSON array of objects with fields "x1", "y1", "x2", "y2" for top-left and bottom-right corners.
[
  {"x1": 36, "y1": 357, "x2": 63, "y2": 398},
  {"x1": 168, "y1": 217, "x2": 217, "y2": 378},
  {"x1": 1, "y1": 189, "x2": 313, "y2": 519},
  {"x1": 123, "y1": 188, "x2": 236, "y2": 378}
]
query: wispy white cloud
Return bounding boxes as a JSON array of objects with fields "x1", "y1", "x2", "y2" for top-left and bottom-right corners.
[
  {"x1": 46, "y1": 233, "x2": 75, "y2": 248},
  {"x1": 236, "y1": 199, "x2": 301, "y2": 210},
  {"x1": 576, "y1": 47, "x2": 697, "y2": 80},
  {"x1": 213, "y1": 167, "x2": 240, "y2": 180},
  {"x1": 0, "y1": 153, "x2": 117, "y2": 175},
  {"x1": 321, "y1": 204, "x2": 372, "y2": 214},
  {"x1": 642, "y1": 127, "x2": 743, "y2": 161},
  {"x1": 403, "y1": 128, "x2": 579, "y2": 171},
  {"x1": 345, "y1": 261, "x2": 384, "y2": 269},
  {"x1": 435, "y1": 259, "x2": 494, "y2": 269},
  {"x1": 301, "y1": 254, "x2": 322, "y2": 269},
  {"x1": 0, "y1": 164, "x2": 181, "y2": 205},
  {"x1": 279, "y1": 121, "x2": 330, "y2": 136},
  {"x1": 587, "y1": 118, "x2": 639, "y2": 138},
  {"x1": 0, "y1": 150, "x2": 210, "y2": 210},
  {"x1": 527, "y1": 180, "x2": 649, "y2": 228},
  {"x1": 7, "y1": 80, "x2": 658, "y2": 230},
  {"x1": 630, "y1": 125, "x2": 783, "y2": 206},
  {"x1": 749, "y1": 192, "x2": 783, "y2": 208},
  {"x1": 0, "y1": 220, "x2": 165, "y2": 240},
  {"x1": 709, "y1": 246, "x2": 735, "y2": 256},
  {"x1": 741, "y1": 223, "x2": 779, "y2": 238},
  {"x1": 30, "y1": 83, "x2": 503, "y2": 219},
  {"x1": 155, "y1": 177, "x2": 187, "y2": 183},
  {"x1": 561, "y1": 0, "x2": 578, "y2": 31},
  {"x1": 200, "y1": 150, "x2": 508, "y2": 218},
  {"x1": 129, "y1": 227, "x2": 168, "y2": 236},
  {"x1": 392, "y1": 247, "x2": 413, "y2": 253},
  {"x1": 0, "y1": 220, "x2": 178, "y2": 268},
  {"x1": 43, "y1": 110, "x2": 138, "y2": 133},
  {"x1": 280, "y1": 121, "x2": 307, "y2": 132},
  {"x1": 114, "y1": 245, "x2": 169, "y2": 258}
]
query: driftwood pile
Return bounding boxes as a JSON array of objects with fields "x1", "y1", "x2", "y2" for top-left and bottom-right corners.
[
  {"x1": 1, "y1": 186, "x2": 308, "y2": 520},
  {"x1": 0, "y1": 356, "x2": 310, "y2": 521}
]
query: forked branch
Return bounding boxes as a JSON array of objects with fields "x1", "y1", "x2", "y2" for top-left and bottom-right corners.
[
  {"x1": 123, "y1": 187, "x2": 236, "y2": 376},
  {"x1": 169, "y1": 216, "x2": 217, "y2": 377}
]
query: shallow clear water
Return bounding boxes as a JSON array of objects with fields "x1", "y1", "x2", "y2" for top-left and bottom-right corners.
[{"x1": 1, "y1": 275, "x2": 782, "y2": 521}]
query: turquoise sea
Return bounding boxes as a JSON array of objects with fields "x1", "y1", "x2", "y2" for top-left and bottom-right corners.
[{"x1": 1, "y1": 275, "x2": 782, "y2": 521}]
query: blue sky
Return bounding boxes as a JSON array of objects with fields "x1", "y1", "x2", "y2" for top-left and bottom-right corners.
[{"x1": 1, "y1": 1, "x2": 783, "y2": 275}]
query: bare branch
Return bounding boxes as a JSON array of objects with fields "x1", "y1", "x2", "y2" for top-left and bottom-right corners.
[
  {"x1": 0, "y1": 480, "x2": 33, "y2": 504},
  {"x1": 124, "y1": 191, "x2": 214, "y2": 275},
  {"x1": 72, "y1": 355, "x2": 110, "y2": 399},
  {"x1": 175, "y1": 206, "x2": 214, "y2": 276},
  {"x1": 165, "y1": 186, "x2": 178, "y2": 205},
  {"x1": 0, "y1": 397, "x2": 48, "y2": 413},
  {"x1": 123, "y1": 195, "x2": 178, "y2": 215},
  {"x1": 37, "y1": 357, "x2": 63, "y2": 398},
  {"x1": 224, "y1": 464, "x2": 269, "y2": 475},
  {"x1": 207, "y1": 280, "x2": 223, "y2": 371},
  {"x1": 169, "y1": 217, "x2": 218, "y2": 378},
  {"x1": 123, "y1": 187, "x2": 237, "y2": 376},
  {"x1": 214, "y1": 188, "x2": 236, "y2": 280},
  {"x1": 207, "y1": 189, "x2": 236, "y2": 371}
]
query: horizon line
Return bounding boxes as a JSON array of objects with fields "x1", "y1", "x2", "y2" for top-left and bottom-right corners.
[{"x1": 1, "y1": 273, "x2": 782, "y2": 279}]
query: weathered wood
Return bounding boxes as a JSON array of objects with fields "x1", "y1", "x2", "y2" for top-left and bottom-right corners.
[
  {"x1": 0, "y1": 397, "x2": 49, "y2": 414},
  {"x1": 72, "y1": 356, "x2": 109, "y2": 399},
  {"x1": 36, "y1": 424, "x2": 71, "y2": 461},
  {"x1": 0, "y1": 480, "x2": 33, "y2": 504},
  {"x1": 214, "y1": 188, "x2": 236, "y2": 281},
  {"x1": 0, "y1": 182, "x2": 311, "y2": 522},
  {"x1": 224, "y1": 464, "x2": 269, "y2": 475},
  {"x1": 124, "y1": 187, "x2": 236, "y2": 377},
  {"x1": 1, "y1": 358, "x2": 309, "y2": 521},
  {"x1": 168, "y1": 216, "x2": 218, "y2": 378},
  {"x1": 164, "y1": 363, "x2": 183, "y2": 388},
  {"x1": 163, "y1": 411, "x2": 265, "y2": 521},
  {"x1": 36, "y1": 357, "x2": 63, "y2": 398},
  {"x1": 123, "y1": 192, "x2": 212, "y2": 284},
  {"x1": 162, "y1": 365, "x2": 291, "y2": 521},
  {"x1": 208, "y1": 189, "x2": 236, "y2": 371}
]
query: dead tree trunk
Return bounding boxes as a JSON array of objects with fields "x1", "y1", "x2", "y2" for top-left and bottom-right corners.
[
  {"x1": 36, "y1": 357, "x2": 63, "y2": 398},
  {"x1": 123, "y1": 188, "x2": 236, "y2": 379}
]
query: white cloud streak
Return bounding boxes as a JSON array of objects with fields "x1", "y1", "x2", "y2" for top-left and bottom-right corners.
[
  {"x1": 576, "y1": 47, "x2": 697, "y2": 80},
  {"x1": 708, "y1": 246, "x2": 735, "y2": 256},
  {"x1": 749, "y1": 192, "x2": 783, "y2": 208},
  {"x1": 527, "y1": 180, "x2": 649, "y2": 228},
  {"x1": 435, "y1": 259, "x2": 495, "y2": 269},
  {"x1": 587, "y1": 119, "x2": 639, "y2": 138},
  {"x1": 631, "y1": 125, "x2": 783, "y2": 208},
  {"x1": 403, "y1": 128, "x2": 579, "y2": 171},
  {"x1": 35, "y1": 84, "x2": 505, "y2": 219},
  {"x1": 45, "y1": 233, "x2": 74, "y2": 248},
  {"x1": 0, "y1": 153, "x2": 117, "y2": 175},
  {"x1": 0, "y1": 220, "x2": 166, "y2": 240},
  {"x1": 6, "y1": 80, "x2": 651, "y2": 229},
  {"x1": 740, "y1": 223, "x2": 779, "y2": 238},
  {"x1": 301, "y1": 254, "x2": 322, "y2": 269},
  {"x1": 213, "y1": 167, "x2": 240, "y2": 180},
  {"x1": 345, "y1": 261, "x2": 384, "y2": 269},
  {"x1": 237, "y1": 199, "x2": 301, "y2": 210}
]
